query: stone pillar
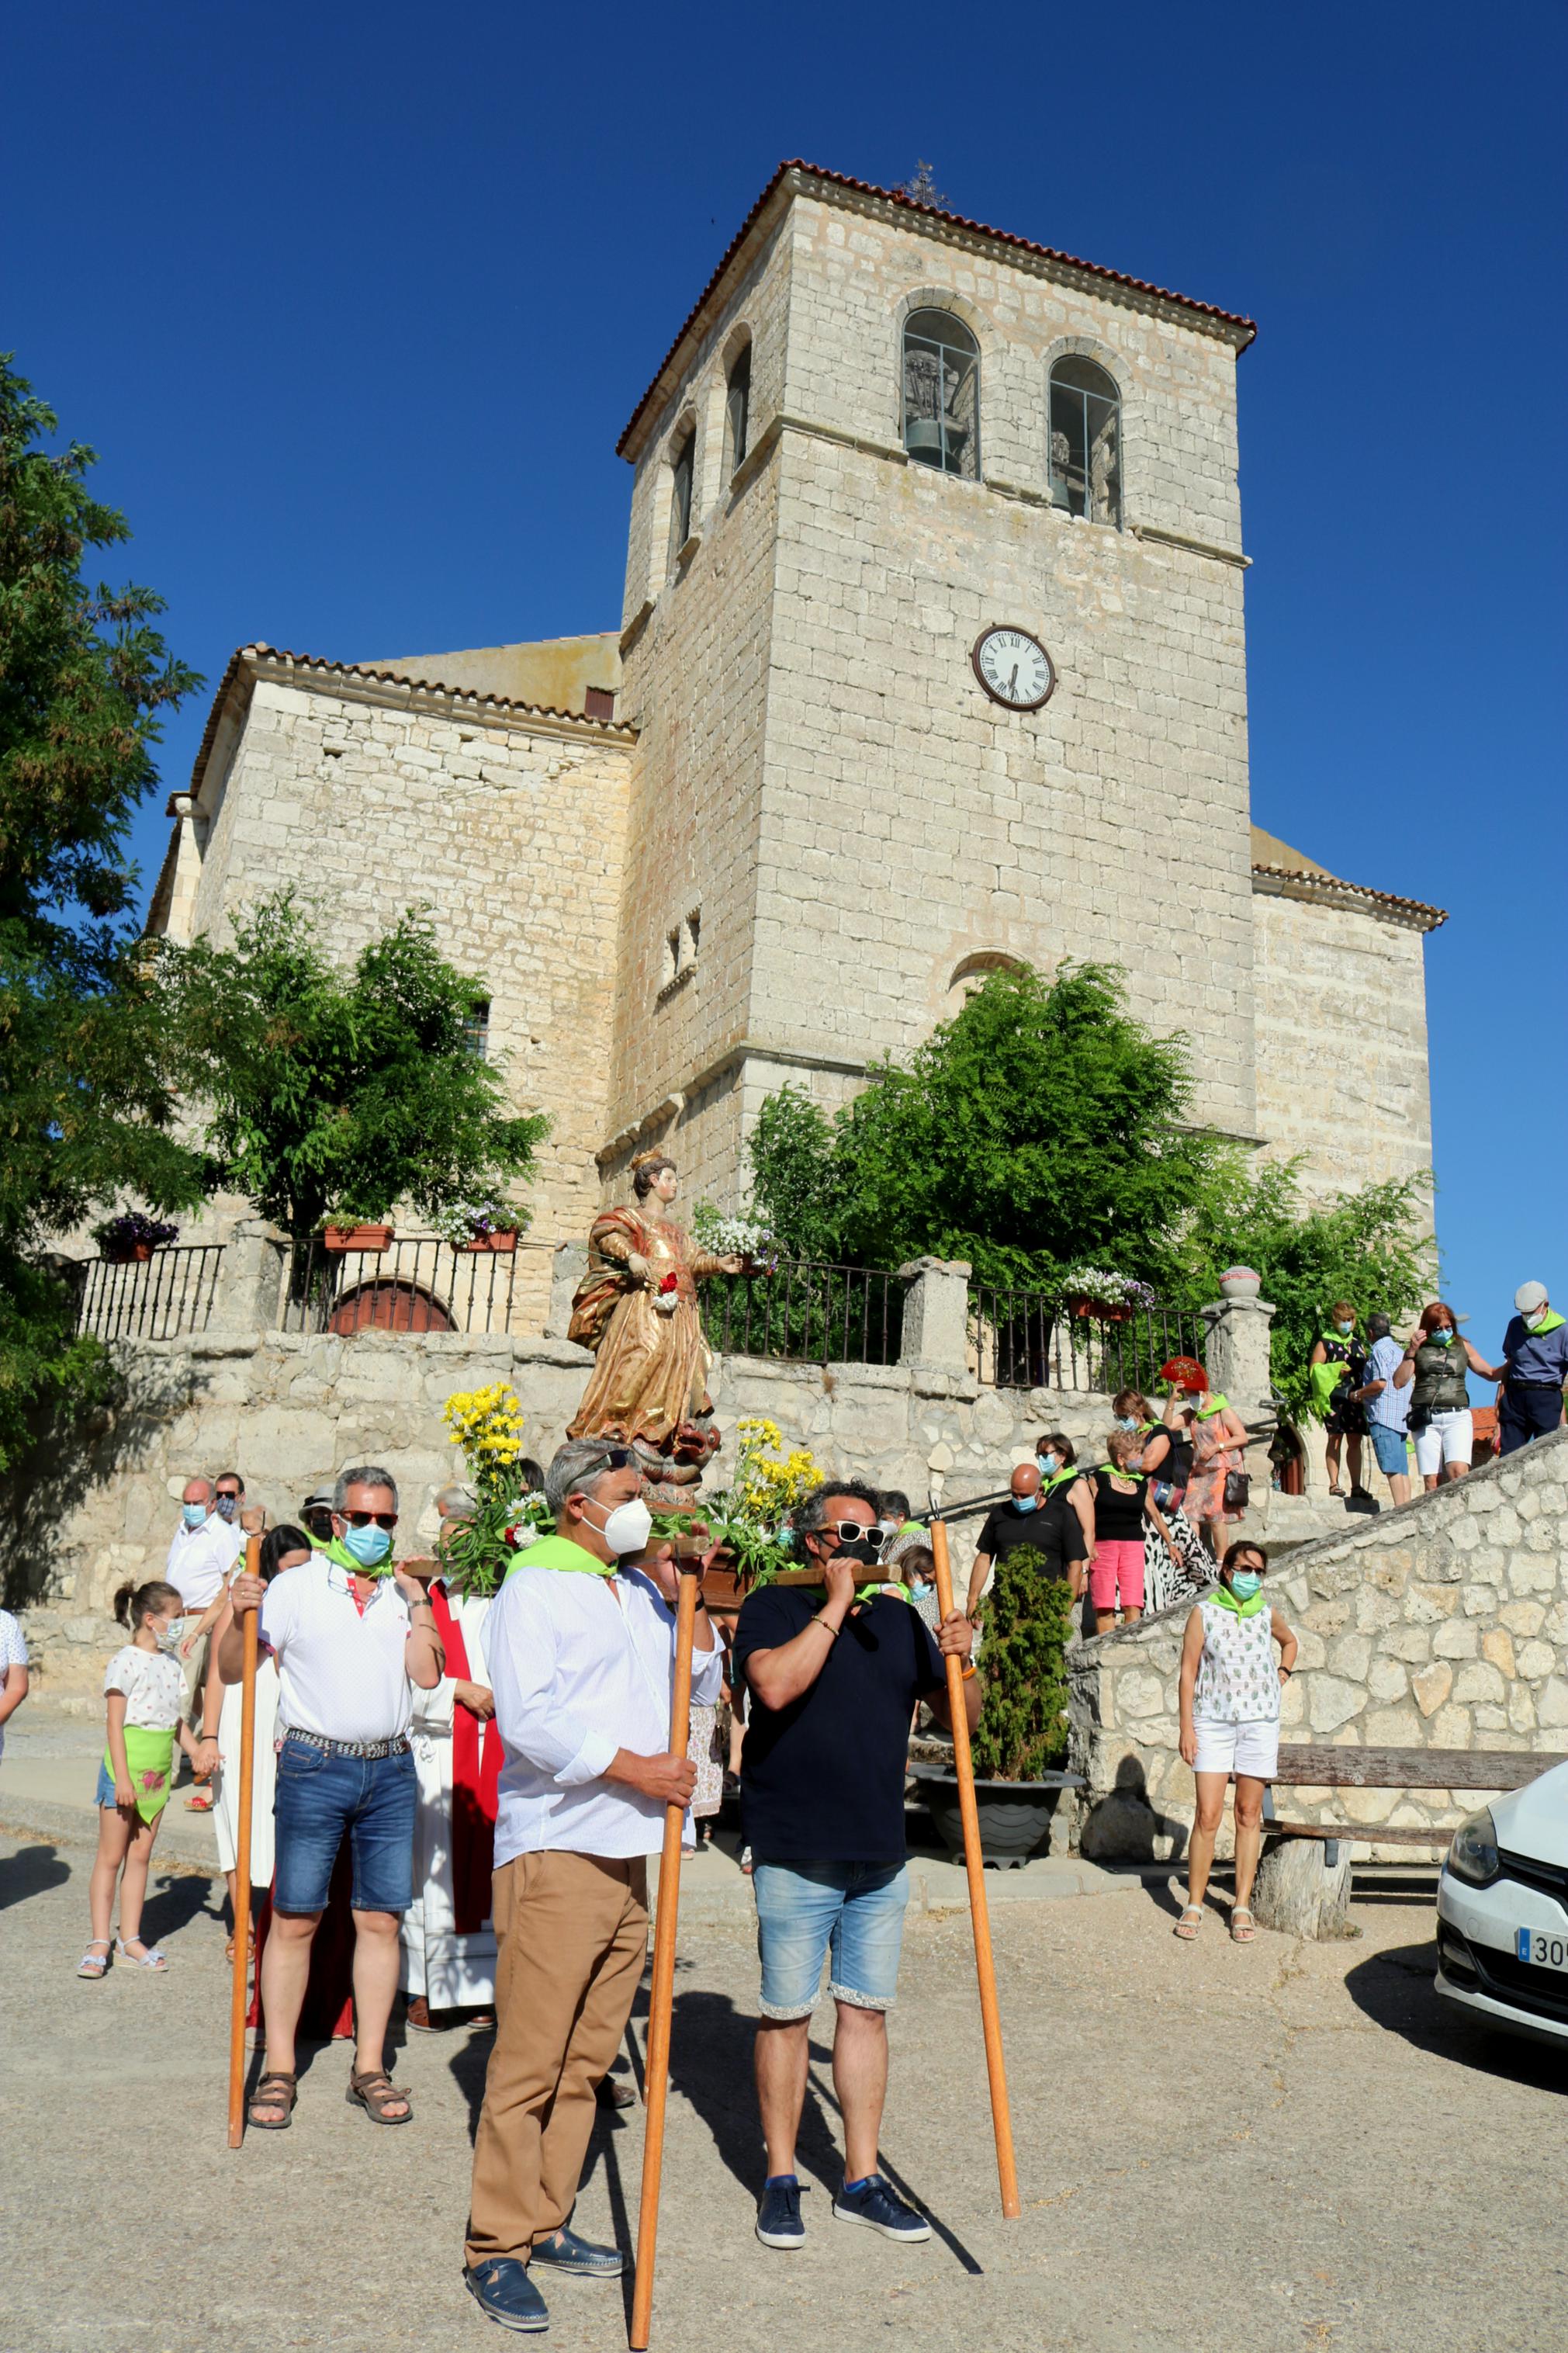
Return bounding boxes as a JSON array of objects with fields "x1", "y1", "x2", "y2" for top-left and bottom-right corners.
[
  {"x1": 207, "y1": 1218, "x2": 289, "y2": 1334},
  {"x1": 897, "y1": 1256, "x2": 971, "y2": 1377},
  {"x1": 545, "y1": 1242, "x2": 587, "y2": 1340},
  {"x1": 1199, "y1": 1292, "x2": 1276, "y2": 1426}
]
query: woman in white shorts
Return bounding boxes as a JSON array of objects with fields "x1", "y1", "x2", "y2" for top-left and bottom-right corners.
[
  {"x1": 1175, "y1": 1540, "x2": 1297, "y2": 1946},
  {"x1": 1393, "y1": 1299, "x2": 1504, "y2": 1493}
]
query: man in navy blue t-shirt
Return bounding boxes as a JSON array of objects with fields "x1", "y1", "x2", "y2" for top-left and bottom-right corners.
[{"x1": 732, "y1": 1478, "x2": 979, "y2": 2254}]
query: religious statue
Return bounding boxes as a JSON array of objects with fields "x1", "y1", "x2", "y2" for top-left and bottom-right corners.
[{"x1": 566, "y1": 1151, "x2": 743, "y2": 1489}]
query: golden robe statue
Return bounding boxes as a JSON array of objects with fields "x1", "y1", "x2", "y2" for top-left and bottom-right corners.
[{"x1": 566, "y1": 1156, "x2": 740, "y2": 1452}]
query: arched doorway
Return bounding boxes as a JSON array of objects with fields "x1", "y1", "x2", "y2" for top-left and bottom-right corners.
[{"x1": 329, "y1": 1280, "x2": 455, "y2": 1336}]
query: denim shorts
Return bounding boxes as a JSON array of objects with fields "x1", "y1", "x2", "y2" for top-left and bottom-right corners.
[
  {"x1": 752, "y1": 1859, "x2": 909, "y2": 2019},
  {"x1": 272, "y1": 1736, "x2": 417, "y2": 1915},
  {"x1": 1368, "y1": 1422, "x2": 1410, "y2": 1478}
]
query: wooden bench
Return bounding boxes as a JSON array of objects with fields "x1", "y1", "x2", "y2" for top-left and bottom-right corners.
[{"x1": 1251, "y1": 1744, "x2": 1568, "y2": 1938}]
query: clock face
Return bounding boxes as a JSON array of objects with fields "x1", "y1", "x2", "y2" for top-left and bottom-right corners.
[{"x1": 971, "y1": 625, "x2": 1056, "y2": 712}]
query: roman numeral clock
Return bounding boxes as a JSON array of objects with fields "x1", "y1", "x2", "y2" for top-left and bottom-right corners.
[{"x1": 971, "y1": 624, "x2": 1056, "y2": 712}]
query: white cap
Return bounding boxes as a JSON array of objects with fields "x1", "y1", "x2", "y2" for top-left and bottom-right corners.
[{"x1": 1515, "y1": 1280, "x2": 1549, "y2": 1315}]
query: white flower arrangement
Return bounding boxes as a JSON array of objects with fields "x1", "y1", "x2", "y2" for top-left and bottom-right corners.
[{"x1": 1059, "y1": 1266, "x2": 1158, "y2": 1310}]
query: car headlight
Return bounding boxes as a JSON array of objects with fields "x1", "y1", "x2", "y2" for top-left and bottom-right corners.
[{"x1": 1446, "y1": 1807, "x2": 1501, "y2": 1887}]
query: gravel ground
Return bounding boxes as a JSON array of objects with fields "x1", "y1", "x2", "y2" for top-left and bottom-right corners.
[{"x1": 3, "y1": 1814, "x2": 1566, "y2": 2353}]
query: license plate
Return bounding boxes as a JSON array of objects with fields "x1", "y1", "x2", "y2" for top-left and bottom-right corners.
[{"x1": 1516, "y1": 1928, "x2": 1568, "y2": 1972}]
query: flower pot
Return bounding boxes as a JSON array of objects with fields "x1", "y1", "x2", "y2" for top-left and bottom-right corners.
[
  {"x1": 1068, "y1": 1295, "x2": 1130, "y2": 1322},
  {"x1": 910, "y1": 1764, "x2": 1083, "y2": 1869},
  {"x1": 106, "y1": 1242, "x2": 155, "y2": 1264},
  {"x1": 459, "y1": 1231, "x2": 517, "y2": 1254},
  {"x1": 1219, "y1": 1266, "x2": 1261, "y2": 1300},
  {"x1": 323, "y1": 1223, "x2": 393, "y2": 1254}
]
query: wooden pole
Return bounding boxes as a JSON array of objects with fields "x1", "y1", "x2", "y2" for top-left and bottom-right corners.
[
  {"x1": 628, "y1": 1562, "x2": 701, "y2": 2350},
  {"x1": 227, "y1": 1533, "x2": 261, "y2": 2149},
  {"x1": 929, "y1": 1512, "x2": 1022, "y2": 2219}
]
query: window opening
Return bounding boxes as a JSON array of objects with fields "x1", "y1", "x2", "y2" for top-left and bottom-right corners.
[
  {"x1": 726, "y1": 348, "x2": 751, "y2": 475},
  {"x1": 1048, "y1": 357, "x2": 1121, "y2": 526},
  {"x1": 668, "y1": 432, "x2": 695, "y2": 564},
  {"x1": 462, "y1": 998, "x2": 491, "y2": 1058},
  {"x1": 902, "y1": 308, "x2": 979, "y2": 480}
]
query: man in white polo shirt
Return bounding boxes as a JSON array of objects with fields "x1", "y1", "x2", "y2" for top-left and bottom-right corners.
[
  {"x1": 222, "y1": 1463, "x2": 444, "y2": 2133},
  {"x1": 166, "y1": 1474, "x2": 246, "y2": 1793},
  {"x1": 462, "y1": 1437, "x2": 724, "y2": 2337}
]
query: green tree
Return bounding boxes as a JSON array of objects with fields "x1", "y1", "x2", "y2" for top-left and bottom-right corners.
[
  {"x1": 0, "y1": 355, "x2": 205, "y2": 1470},
  {"x1": 1175, "y1": 1152, "x2": 1432, "y2": 1421},
  {"x1": 968, "y1": 1546, "x2": 1072, "y2": 1780},
  {"x1": 167, "y1": 892, "x2": 549, "y2": 1238},
  {"x1": 748, "y1": 962, "x2": 1216, "y2": 1288}
]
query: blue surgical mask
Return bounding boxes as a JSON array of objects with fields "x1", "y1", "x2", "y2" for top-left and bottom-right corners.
[
  {"x1": 1115, "y1": 1416, "x2": 1141, "y2": 1432},
  {"x1": 1037, "y1": 1454, "x2": 1059, "y2": 1475},
  {"x1": 340, "y1": 1520, "x2": 393, "y2": 1568},
  {"x1": 1431, "y1": 1328, "x2": 1453, "y2": 1346},
  {"x1": 1229, "y1": 1571, "x2": 1262, "y2": 1602},
  {"x1": 1012, "y1": 1492, "x2": 1039, "y2": 1513},
  {"x1": 182, "y1": 1502, "x2": 207, "y2": 1529},
  {"x1": 1336, "y1": 1321, "x2": 1353, "y2": 1336}
]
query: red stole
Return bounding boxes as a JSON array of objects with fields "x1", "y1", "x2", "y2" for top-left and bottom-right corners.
[{"x1": 428, "y1": 1579, "x2": 500, "y2": 1935}]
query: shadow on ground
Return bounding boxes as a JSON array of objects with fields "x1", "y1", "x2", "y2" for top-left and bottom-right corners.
[
  {"x1": 0, "y1": 1839, "x2": 71, "y2": 1911},
  {"x1": 1345, "y1": 1933, "x2": 1568, "y2": 2095}
]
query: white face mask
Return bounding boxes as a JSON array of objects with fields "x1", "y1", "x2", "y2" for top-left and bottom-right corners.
[
  {"x1": 587, "y1": 1495, "x2": 652, "y2": 1557},
  {"x1": 153, "y1": 1617, "x2": 185, "y2": 1655},
  {"x1": 1528, "y1": 1310, "x2": 1551, "y2": 1332}
]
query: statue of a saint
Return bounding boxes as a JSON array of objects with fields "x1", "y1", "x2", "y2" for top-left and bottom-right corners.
[{"x1": 566, "y1": 1152, "x2": 742, "y2": 1474}]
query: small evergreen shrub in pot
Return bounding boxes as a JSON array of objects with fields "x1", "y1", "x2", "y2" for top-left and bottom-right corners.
[{"x1": 912, "y1": 1543, "x2": 1080, "y2": 1868}]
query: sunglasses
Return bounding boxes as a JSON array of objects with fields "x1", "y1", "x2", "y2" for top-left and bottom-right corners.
[
  {"x1": 577, "y1": 1447, "x2": 639, "y2": 1478},
  {"x1": 338, "y1": 1509, "x2": 399, "y2": 1530},
  {"x1": 823, "y1": 1520, "x2": 894, "y2": 1546}
]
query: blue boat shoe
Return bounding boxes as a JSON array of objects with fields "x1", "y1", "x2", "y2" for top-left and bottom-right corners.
[
  {"x1": 755, "y1": 2175, "x2": 807, "y2": 2249},
  {"x1": 832, "y1": 2174, "x2": 933, "y2": 2242},
  {"x1": 530, "y1": 2227, "x2": 624, "y2": 2278},
  {"x1": 463, "y1": 2258, "x2": 550, "y2": 2332}
]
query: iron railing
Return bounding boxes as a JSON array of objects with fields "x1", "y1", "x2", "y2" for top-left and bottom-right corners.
[
  {"x1": 73, "y1": 1246, "x2": 226, "y2": 1342},
  {"x1": 970, "y1": 1289, "x2": 1207, "y2": 1395},
  {"x1": 700, "y1": 1261, "x2": 904, "y2": 1366},
  {"x1": 281, "y1": 1234, "x2": 521, "y2": 1336}
]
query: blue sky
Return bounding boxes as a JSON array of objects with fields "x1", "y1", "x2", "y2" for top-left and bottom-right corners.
[{"x1": 5, "y1": 1, "x2": 1563, "y2": 1346}]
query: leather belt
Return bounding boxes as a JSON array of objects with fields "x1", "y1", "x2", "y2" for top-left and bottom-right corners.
[{"x1": 281, "y1": 1727, "x2": 411, "y2": 1761}]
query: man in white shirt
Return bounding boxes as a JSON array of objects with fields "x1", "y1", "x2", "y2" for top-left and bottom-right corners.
[
  {"x1": 1352, "y1": 1311, "x2": 1412, "y2": 1506},
  {"x1": 166, "y1": 1475, "x2": 245, "y2": 1779},
  {"x1": 222, "y1": 1464, "x2": 445, "y2": 2133},
  {"x1": 462, "y1": 1437, "x2": 723, "y2": 2337}
]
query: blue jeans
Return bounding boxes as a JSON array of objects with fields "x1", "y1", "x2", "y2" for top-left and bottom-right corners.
[
  {"x1": 273, "y1": 1738, "x2": 416, "y2": 1915},
  {"x1": 752, "y1": 1860, "x2": 909, "y2": 2019}
]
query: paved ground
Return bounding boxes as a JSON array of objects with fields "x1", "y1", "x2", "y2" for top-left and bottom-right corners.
[{"x1": 5, "y1": 1719, "x2": 1566, "y2": 2353}]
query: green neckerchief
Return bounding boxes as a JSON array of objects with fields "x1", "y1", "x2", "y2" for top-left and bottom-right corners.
[
  {"x1": 325, "y1": 1534, "x2": 396, "y2": 1582},
  {"x1": 1195, "y1": 1392, "x2": 1232, "y2": 1420},
  {"x1": 105, "y1": 1724, "x2": 177, "y2": 1825},
  {"x1": 1040, "y1": 1465, "x2": 1078, "y2": 1493},
  {"x1": 1208, "y1": 1581, "x2": 1268, "y2": 1618},
  {"x1": 505, "y1": 1531, "x2": 616, "y2": 1580},
  {"x1": 1521, "y1": 1312, "x2": 1566, "y2": 1337}
]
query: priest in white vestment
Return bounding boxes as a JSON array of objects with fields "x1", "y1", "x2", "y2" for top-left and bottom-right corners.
[{"x1": 401, "y1": 1554, "x2": 501, "y2": 2029}]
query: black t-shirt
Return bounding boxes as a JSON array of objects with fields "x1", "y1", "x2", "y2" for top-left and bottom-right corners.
[
  {"x1": 976, "y1": 1494, "x2": 1087, "y2": 1582},
  {"x1": 732, "y1": 1587, "x2": 946, "y2": 1864}
]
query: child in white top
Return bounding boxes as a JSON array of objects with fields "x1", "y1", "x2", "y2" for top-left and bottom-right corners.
[{"x1": 78, "y1": 1578, "x2": 204, "y2": 1978}]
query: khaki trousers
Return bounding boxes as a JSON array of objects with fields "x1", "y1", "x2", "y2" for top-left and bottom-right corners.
[{"x1": 466, "y1": 1850, "x2": 649, "y2": 2266}]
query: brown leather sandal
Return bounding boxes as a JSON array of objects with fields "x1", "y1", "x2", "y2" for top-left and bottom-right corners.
[
  {"x1": 346, "y1": 2067, "x2": 413, "y2": 2125},
  {"x1": 247, "y1": 2071, "x2": 297, "y2": 2129}
]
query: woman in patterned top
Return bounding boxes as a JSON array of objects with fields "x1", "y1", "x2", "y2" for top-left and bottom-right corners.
[{"x1": 1172, "y1": 1541, "x2": 1298, "y2": 1946}]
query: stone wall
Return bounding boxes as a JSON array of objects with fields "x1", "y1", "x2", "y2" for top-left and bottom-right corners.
[
  {"x1": 151, "y1": 656, "x2": 635, "y2": 1335},
  {"x1": 1069, "y1": 1428, "x2": 1568, "y2": 1861}
]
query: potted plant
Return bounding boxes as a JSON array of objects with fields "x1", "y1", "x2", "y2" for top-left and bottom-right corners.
[
  {"x1": 1060, "y1": 1266, "x2": 1157, "y2": 1323},
  {"x1": 691, "y1": 1205, "x2": 780, "y2": 1276},
  {"x1": 435, "y1": 1197, "x2": 521, "y2": 1255},
  {"x1": 320, "y1": 1214, "x2": 395, "y2": 1253},
  {"x1": 912, "y1": 1544, "x2": 1080, "y2": 1867},
  {"x1": 95, "y1": 1212, "x2": 181, "y2": 1264}
]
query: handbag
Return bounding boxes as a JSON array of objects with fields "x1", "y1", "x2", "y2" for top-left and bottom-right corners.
[{"x1": 1223, "y1": 1470, "x2": 1251, "y2": 1512}]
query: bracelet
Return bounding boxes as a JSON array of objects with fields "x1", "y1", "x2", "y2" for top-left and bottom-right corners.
[{"x1": 810, "y1": 1614, "x2": 839, "y2": 1640}]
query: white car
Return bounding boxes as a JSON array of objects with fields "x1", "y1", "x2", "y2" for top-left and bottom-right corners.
[{"x1": 1437, "y1": 1760, "x2": 1568, "y2": 2047}]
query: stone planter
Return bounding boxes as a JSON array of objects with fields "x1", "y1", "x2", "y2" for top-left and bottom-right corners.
[
  {"x1": 322, "y1": 1223, "x2": 393, "y2": 1253},
  {"x1": 910, "y1": 1764, "x2": 1082, "y2": 1869},
  {"x1": 1219, "y1": 1266, "x2": 1261, "y2": 1300},
  {"x1": 459, "y1": 1231, "x2": 517, "y2": 1254}
]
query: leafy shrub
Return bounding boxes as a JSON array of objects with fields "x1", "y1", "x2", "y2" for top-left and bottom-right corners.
[{"x1": 967, "y1": 1544, "x2": 1072, "y2": 1781}]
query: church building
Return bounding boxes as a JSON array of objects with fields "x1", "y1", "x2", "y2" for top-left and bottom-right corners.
[{"x1": 149, "y1": 161, "x2": 1445, "y2": 1335}]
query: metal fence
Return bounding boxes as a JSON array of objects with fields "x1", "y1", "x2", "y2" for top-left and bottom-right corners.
[
  {"x1": 700, "y1": 1261, "x2": 904, "y2": 1366},
  {"x1": 970, "y1": 1289, "x2": 1207, "y2": 1395},
  {"x1": 73, "y1": 1246, "x2": 226, "y2": 1342},
  {"x1": 280, "y1": 1234, "x2": 521, "y2": 1336}
]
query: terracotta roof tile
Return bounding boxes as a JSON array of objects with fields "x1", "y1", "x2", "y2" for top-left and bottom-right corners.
[{"x1": 618, "y1": 159, "x2": 1258, "y2": 457}]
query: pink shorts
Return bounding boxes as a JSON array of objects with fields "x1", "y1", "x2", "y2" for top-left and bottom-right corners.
[{"x1": 1089, "y1": 1539, "x2": 1145, "y2": 1612}]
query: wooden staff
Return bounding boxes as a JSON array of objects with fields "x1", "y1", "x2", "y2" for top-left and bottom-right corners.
[
  {"x1": 929, "y1": 1511, "x2": 1022, "y2": 2219},
  {"x1": 629, "y1": 1558, "x2": 701, "y2": 2350},
  {"x1": 227, "y1": 1532, "x2": 261, "y2": 2149}
]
